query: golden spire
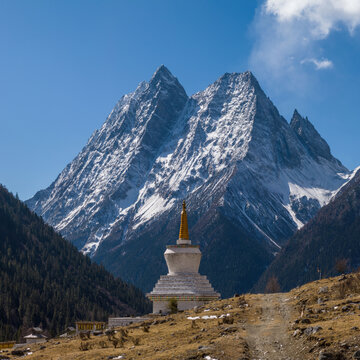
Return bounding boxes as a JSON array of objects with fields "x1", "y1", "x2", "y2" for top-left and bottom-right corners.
[{"x1": 178, "y1": 200, "x2": 189, "y2": 240}]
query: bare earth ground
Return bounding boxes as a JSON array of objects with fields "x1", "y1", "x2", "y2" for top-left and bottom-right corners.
[
  {"x1": 244, "y1": 293, "x2": 310, "y2": 359},
  {"x1": 2, "y1": 273, "x2": 360, "y2": 359}
]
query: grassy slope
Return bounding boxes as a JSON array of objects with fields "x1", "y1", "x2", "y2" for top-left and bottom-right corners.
[{"x1": 6, "y1": 272, "x2": 360, "y2": 360}]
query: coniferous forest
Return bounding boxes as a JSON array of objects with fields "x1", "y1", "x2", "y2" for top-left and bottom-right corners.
[{"x1": 0, "y1": 185, "x2": 151, "y2": 341}]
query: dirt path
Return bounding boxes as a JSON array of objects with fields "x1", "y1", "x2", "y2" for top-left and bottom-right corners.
[{"x1": 244, "y1": 293, "x2": 309, "y2": 360}]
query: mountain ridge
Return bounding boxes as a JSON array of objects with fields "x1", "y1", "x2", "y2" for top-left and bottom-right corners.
[{"x1": 26, "y1": 66, "x2": 351, "y2": 297}]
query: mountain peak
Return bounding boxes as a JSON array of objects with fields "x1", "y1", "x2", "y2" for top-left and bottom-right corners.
[
  {"x1": 150, "y1": 65, "x2": 177, "y2": 84},
  {"x1": 213, "y1": 71, "x2": 265, "y2": 102},
  {"x1": 217, "y1": 70, "x2": 256, "y2": 83},
  {"x1": 153, "y1": 64, "x2": 172, "y2": 75},
  {"x1": 290, "y1": 109, "x2": 335, "y2": 162},
  {"x1": 148, "y1": 65, "x2": 187, "y2": 100}
]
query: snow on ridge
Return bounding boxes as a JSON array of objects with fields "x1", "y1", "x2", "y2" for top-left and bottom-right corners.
[
  {"x1": 284, "y1": 204, "x2": 304, "y2": 229},
  {"x1": 330, "y1": 166, "x2": 360, "y2": 200}
]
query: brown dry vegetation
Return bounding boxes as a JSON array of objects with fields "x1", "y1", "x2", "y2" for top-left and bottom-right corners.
[{"x1": 2, "y1": 273, "x2": 360, "y2": 359}]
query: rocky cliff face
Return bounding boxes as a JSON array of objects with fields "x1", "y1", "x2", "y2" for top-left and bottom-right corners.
[{"x1": 27, "y1": 66, "x2": 351, "y2": 297}]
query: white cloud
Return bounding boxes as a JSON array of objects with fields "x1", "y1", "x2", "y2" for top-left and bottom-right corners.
[
  {"x1": 301, "y1": 58, "x2": 334, "y2": 70},
  {"x1": 249, "y1": 0, "x2": 360, "y2": 92},
  {"x1": 265, "y1": 0, "x2": 360, "y2": 38}
]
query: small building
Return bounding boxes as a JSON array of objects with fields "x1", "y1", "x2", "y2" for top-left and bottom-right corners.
[
  {"x1": 24, "y1": 333, "x2": 47, "y2": 344},
  {"x1": 30, "y1": 327, "x2": 43, "y2": 333},
  {"x1": 147, "y1": 201, "x2": 220, "y2": 314},
  {"x1": 23, "y1": 327, "x2": 47, "y2": 344},
  {"x1": 108, "y1": 317, "x2": 151, "y2": 328},
  {"x1": 75, "y1": 321, "x2": 106, "y2": 334},
  {"x1": 0, "y1": 341, "x2": 15, "y2": 350},
  {"x1": 59, "y1": 326, "x2": 76, "y2": 338}
]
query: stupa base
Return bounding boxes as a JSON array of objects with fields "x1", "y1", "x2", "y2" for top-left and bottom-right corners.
[
  {"x1": 149, "y1": 296, "x2": 218, "y2": 314},
  {"x1": 147, "y1": 273, "x2": 220, "y2": 314},
  {"x1": 155, "y1": 300, "x2": 204, "y2": 314}
]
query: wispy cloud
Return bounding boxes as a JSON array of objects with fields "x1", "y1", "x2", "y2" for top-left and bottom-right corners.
[
  {"x1": 301, "y1": 58, "x2": 334, "y2": 70},
  {"x1": 249, "y1": 0, "x2": 360, "y2": 91}
]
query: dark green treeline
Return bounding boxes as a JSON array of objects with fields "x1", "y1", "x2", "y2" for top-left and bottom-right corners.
[{"x1": 0, "y1": 185, "x2": 151, "y2": 341}]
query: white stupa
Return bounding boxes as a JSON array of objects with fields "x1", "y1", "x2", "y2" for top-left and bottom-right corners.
[{"x1": 147, "y1": 201, "x2": 220, "y2": 314}]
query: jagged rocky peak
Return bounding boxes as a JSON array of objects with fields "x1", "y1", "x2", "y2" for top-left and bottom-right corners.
[
  {"x1": 203, "y1": 70, "x2": 263, "y2": 98},
  {"x1": 151, "y1": 64, "x2": 177, "y2": 82},
  {"x1": 149, "y1": 65, "x2": 187, "y2": 96},
  {"x1": 290, "y1": 109, "x2": 333, "y2": 162},
  {"x1": 217, "y1": 70, "x2": 258, "y2": 83}
]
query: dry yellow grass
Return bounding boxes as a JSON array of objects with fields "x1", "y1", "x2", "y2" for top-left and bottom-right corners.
[
  {"x1": 287, "y1": 272, "x2": 360, "y2": 358},
  {"x1": 2, "y1": 273, "x2": 360, "y2": 359}
]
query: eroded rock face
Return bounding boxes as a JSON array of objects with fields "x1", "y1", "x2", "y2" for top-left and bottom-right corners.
[
  {"x1": 290, "y1": 109, "x2": 334, "y2": 162},
  {"x1": 26, "y1": 66, "x2": 350, "y2": 296}
]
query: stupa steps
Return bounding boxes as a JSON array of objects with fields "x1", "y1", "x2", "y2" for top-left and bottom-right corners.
[
  {"x1": 152, "y1": 282, "x2": 217, "y2": 293},
  {"x1": 158, "y1": 274, "x2": 211, "y2": 281},
  {"x1": 157, "y1": 279, "x2": 211, "y2": 286},
  {"x1": 153, "y1": 285, "x2": 215, "y2": 291},
  {"x1": 153, "y1": 283, "x2": 215, "y2": 288},
  {"x1": 152, "y1": 289, "x2": 216, "y2": 293},
  {"x1": 152, "y1": 286, "x2": 216, "y2": 293},
  {"x1": 155, "y1": 277, "x2": 213, "y2": 281}
]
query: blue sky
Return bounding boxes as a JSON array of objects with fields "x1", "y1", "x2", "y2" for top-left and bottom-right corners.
[{"x1": 1, "y1": 0, "x2": 359, "y2": 199}]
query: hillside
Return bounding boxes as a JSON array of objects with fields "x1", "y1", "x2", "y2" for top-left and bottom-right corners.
[
  {"x1": 255, "y1": 168, "x2": 360, "y2": 292},
  {"x1": 26, "y1": 65, "x2": 350, "y2": 297},
  {"x1": 6, "y1": 273, "x2": 360, "y2": 359},
  {"x1": 0, "y1": 185, "x2": 150, "y2": 342}
]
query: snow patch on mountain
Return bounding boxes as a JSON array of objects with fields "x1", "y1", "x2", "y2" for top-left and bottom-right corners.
[
  {"x1": 133, "y1": 194, "x2": 175, "y2": 229},
  {"x1": 331, "y1": 166, "x2": 360, "y2": 200}
]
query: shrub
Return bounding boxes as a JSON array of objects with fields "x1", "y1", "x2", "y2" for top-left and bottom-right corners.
[
  {"x1": 79, "y1": 342, "x2": 91, "y2": 351},
  {"x1": 99, "y1": 340, "x2": 108, "y2": 348},
  {"x1": 111, "y1": 338, "x2": 123, "y2": 348},
  {"x1": 265, "y1": 276, "x2": 281, "y2": 293},
  {"x1": 335, "y1": 258, "x2": 349, "y2": 274},
  {"x1": 265, "y1": 276, "x2": 280, "y2": 294},
  {"x1": 143, "y1": 325, "x2": 150, "y2": 333},
  {"x1": 222, "y1": 316, "x2": 234, "y2": 324},
  {"x1": 168, "y1": 298, "x2": 178, "y2": 314}
]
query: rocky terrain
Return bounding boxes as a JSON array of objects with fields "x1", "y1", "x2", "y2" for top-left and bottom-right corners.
[
  {"x1": 26, "y1": 65, "x2": 351, "y2": 297},
  {"x1": 3, "y1": 273, "x2": 360, "y2": 360}
]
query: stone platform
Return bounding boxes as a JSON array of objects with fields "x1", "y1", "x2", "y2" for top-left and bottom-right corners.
[{"x1": 147, "y1": 273, "x2": 220, "y2": 313}]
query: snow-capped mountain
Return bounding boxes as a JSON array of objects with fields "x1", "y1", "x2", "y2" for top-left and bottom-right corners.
[{"x1": 27, "y1": 66, "x2": 351, "y2": 296}]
